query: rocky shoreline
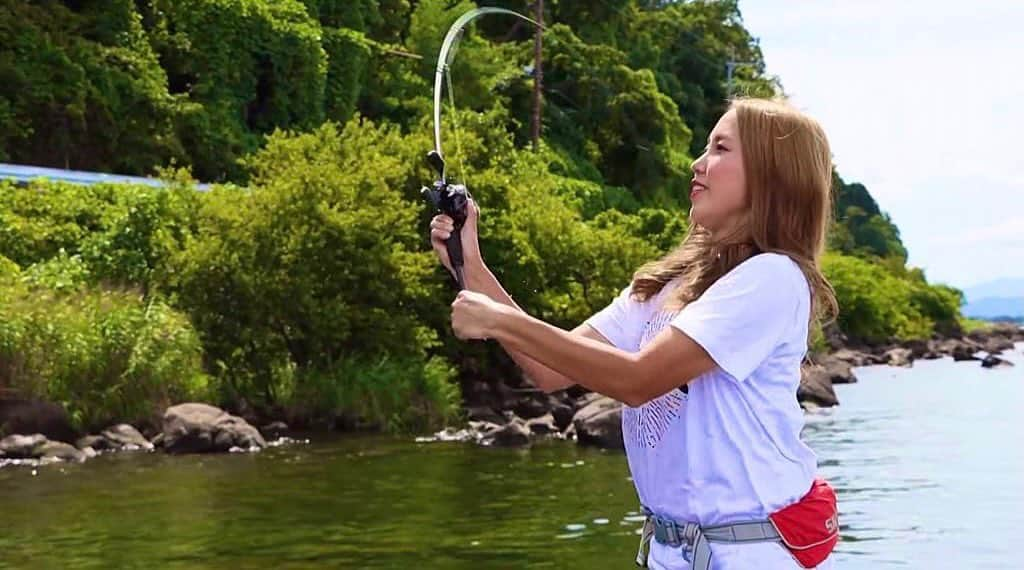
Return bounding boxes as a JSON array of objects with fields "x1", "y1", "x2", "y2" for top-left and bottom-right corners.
[
  {"x1": 2, "y1": 325, "x2": 1021, "y2": 467},
  {"x1": 432, "y1": 322, "x2": 1024, "y2": 451},
  {"x1": 798, "y1": 322, "x2": 1022, "y2": 408},
  {"x1": 0, "y1": 403, "x2": 297, "y2": 469}
]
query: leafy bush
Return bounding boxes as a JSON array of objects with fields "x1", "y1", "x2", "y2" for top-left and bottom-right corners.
[
  {"x1": 166, "y1": 120, "x2": 459, "y2": 429},
  {"x1": 144, "y1": 0, "x2": 328, "y2": 181},
  {"x1": 823, "y1": 253, "x2": 956, "y2": 343},
  {"x1": 0, "y1": 0, "x2": 187, "y2": 174},
  {"x1": 0, "y1": 0, "x2": 968, "y2": 433},
  {"x1": 0, "y1": 179, "x2": 201, "y2": 293},
  {"x1": 0, "y1": 263, "x2": 211, "y2": 430}
]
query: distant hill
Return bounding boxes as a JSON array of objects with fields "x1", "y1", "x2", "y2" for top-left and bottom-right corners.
[{"x1": 963, "y1": 278, "x2": 1024, "y2": 319}]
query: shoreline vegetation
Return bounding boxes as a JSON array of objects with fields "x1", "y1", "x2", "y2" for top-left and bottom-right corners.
[{"x1": 1, "y1": 1, "x2": 1015, "y2": 463}]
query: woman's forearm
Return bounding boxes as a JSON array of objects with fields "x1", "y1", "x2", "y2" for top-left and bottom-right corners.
[
  {"x1": 488, "y1": 308, "x2": 641, "y2": 404},
  {"x1": 462, "y1": 259, "x2": 575, "y2": 392}
]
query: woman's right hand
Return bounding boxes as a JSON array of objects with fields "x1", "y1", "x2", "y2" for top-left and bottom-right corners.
[{"x1": 429, "y1": 197, "x2": 482, "y2": 276}]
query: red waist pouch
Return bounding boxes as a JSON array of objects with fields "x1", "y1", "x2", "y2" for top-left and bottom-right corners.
[{"x1": 767, "y1": 478, "x2": 839, "y2": 568}]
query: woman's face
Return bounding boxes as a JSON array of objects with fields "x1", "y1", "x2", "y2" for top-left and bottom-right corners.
[{"x1": 689, "y1": 109, "x2": 748, "y2": 236}]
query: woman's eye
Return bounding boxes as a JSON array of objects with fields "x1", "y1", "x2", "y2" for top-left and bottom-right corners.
[{"x1": 715, "y1": 144, "x2": 728, "y2": 151}]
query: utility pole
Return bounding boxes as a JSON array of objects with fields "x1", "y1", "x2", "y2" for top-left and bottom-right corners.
[
  {"x1": 726, "y1": 59, "x2": 756, "y2": 97},
  {"x1": 531, "y1": 0, "x2": 544, "y2": 151}
]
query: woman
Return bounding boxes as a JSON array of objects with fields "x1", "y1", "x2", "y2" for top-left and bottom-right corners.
[{"x1": 430, "y1": 98, "x2": 838, "y2": 569}]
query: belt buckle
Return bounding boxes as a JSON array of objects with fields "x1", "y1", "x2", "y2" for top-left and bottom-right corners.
[{"x1": 653, "y1": 515, "x2": 681, "y2": 546}]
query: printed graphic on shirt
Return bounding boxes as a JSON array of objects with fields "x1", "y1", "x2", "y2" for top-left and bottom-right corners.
[
  {"x1": 625, "y1": 310, "x2": 686, "y2": 449},
  {"x1": 624, "y1": 390, "x2": 686, "y2": 449}
]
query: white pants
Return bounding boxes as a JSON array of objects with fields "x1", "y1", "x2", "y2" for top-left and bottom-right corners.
[{"x1": 647, "y1": 540, "x2": 835, "y2": 570}]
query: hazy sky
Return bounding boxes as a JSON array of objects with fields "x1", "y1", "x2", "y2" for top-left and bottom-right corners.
[{"x1": 739, "y1": 1, "x2": 1023, "y2": 290}]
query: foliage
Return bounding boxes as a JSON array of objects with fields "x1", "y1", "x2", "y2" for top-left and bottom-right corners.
[
  {"x1": 0, "y1": 179, "x2": 201, "y2": 293},
  {"x1": 164, "y1": 120, "x2": 459, "y2": 430},
  {"x1": 823, "y1": 253, "x2": 961, "y2": 343},
  {"x1": 830, "y1": 174, "x2": 908, "y2": 262},
  {"x1": 0, "y1": 260, "x2": 211, "y2": 430},
  {"x1": 0, "y1": 0, "x2": 966, "y2": 432},
  {"x1": 0, "y1": 0, "x2": 187, "y2": 174}
]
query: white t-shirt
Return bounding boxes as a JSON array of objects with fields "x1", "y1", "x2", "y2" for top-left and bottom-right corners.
[{"x1": 585, "y1": 253, "x2": 831, "y2": 570}]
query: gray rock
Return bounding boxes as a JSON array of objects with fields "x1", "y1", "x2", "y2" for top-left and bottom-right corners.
[
  {"x1": 550, "y1": 402, "x2": 574, "y2": 431},
  {"x1": 480, "y1": 418, "x2": 531, "y2": 447},
  {"x1": 982, "y1": 337, "x2": 1015, "y2": 355},
  {"x1": 981, "y1": 354, "x2": 1013, "y2": 368},
  {"x1": 0, "y1": 434, "x2": 48, "y2": 458},
  {"x1": 260, "y1": 421, "x2": 289, "y2": 439},
  {"x1": 903, "y1": 339, "x2": 933, "y2": 360},
  {"x1": 564, "y1": 423, "x2": 577, "y2": 440},
  {"x1": 162, "y1": 403, "x2": 266, "y2": 454},
  {"x1": 571, "y1": 396, "x2": 623, "y2": 450},
  {"x1": 465, "y1": 406, "x2": 505, "y2": 425},
  {"x1": 76, "y1": 435, "x2": 106, "y2": 451},
  {"x1": 36, "y1": 440, "x2": 86, "y2": 462},
  {"x1": 830, "y1": 349, "x2": 874, "y2": 367},
  {"x1": 574, "y1": 391, "x2": 605, "y2": 409},
  {"x1": 814, "y1": 355, "x2": 857, "y2": 384},
  {"x1": 822, "y1": 322, "x2": 848, "y2": 351},
  {"x1": 526, "y1": 413, "x2": 558, "y2": 436},
  {"x1": 883, "y1": 348, "x2": 913, "y2": 367},
  {"x1": 798, "y1": 365, "x2": 839, "y2": 408},
  {"x1": 951, "y1": 341, "x2": 981, "y2": 361},
  {"x1": 101, "y1": 424, "x2": 154, "y2": 451},
  {"x1": 512, "y1": 396, "x2": 549, "y2": 420},
  {"x1": 415, "y1": 427, "x2": 478, "y2": 444},
  {"x1": 466, "y1": 420, "x2": 502, "y2": 438}
]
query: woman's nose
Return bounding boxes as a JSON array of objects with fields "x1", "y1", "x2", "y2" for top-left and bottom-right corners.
[{"x1": 691, "y1": 152, "x2": 707, "y2": 175}]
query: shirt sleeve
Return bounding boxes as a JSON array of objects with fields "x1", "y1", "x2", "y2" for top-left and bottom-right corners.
[
  {"x1": 669, "y1": 254, "x2": 806, "y2": 382},
  {"x1": 584, "y1": 285, "x2": 647, "y2": 352}
]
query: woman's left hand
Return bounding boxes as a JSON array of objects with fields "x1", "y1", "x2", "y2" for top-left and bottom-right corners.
[{"x1": 451, "y1": 290, "x2": 507, "y2": 341}]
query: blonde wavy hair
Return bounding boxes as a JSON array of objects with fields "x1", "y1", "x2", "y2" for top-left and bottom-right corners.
[{"x1": 632, "y1": 98, "x2": 838, "y2": 327}]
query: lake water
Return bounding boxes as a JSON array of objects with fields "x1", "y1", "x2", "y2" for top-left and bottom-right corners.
[{"x1": 1, "y1": 344, "x2": 1021, "y2": 569}]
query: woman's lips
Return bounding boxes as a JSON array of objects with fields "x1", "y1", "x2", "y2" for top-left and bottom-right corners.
[{"x1": 690, "y1": 182, "x2": 707, "y2": 199}]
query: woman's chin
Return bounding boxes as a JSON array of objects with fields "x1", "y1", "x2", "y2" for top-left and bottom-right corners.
[{"x1": 688, "y1": 208, "x2": 711, "y2": 230}]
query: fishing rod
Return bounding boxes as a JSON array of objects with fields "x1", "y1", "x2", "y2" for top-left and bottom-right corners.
[{"x1": 421, "y1": 7, "x2": 542, "y2": 290}]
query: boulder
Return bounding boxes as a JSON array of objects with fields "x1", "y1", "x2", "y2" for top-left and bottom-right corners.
[
  {"x1": 814, "y1": 355, "x2": 857, "y2": 384},
  {"x1": 981, "y1": 354, "x2": 1014, "y2": 368},
  {"x1": 525, "y1": 413, "x2": 558, "y2": 436},
  {"x1": 100, "y1": 424, "x2": 153, "y2": 451},
  {"x1": 571, "y1": 396, "x2": 623, "y2": 450},
  {"x1": 951, "y1": 341, "x2": 981, "y2": 361},
  {"x1": 0, "y1": 434, "x2": 86, "y2": 462},
  {"x1": 798, "y1": 365, "x2": 839, "y2": 408},
  {"x1": 76, "y1": 424, "x2": 155, "y2": 452},
  {"x1": 549, "y1": 402, "x2": 574, "y2": 431},
  {"x1": 883, "y1": 348, "x2": 913, "y2": 368},
  {"x1": 0, "y1": 433, "x2": 48, "y2": 458},
  {"x1": 260, "y1": 421, "x2": 290, "y2": 439},
  {"x1": 480, "y1": 417, "x2": 531, "y2": 447},
  {"x1": 465, "y1": 406, "x2": 506, "y2": 425},
  {"x1": 75, "y1": 435, "x2": 109, "y2": 451},
  {"x1": 36, "y1": 440, "x2": 86, "y2": 462},
  {"x1": 512, "y1": 395, "x2": 551, "y2": 420},
  {"x1": 982, "y1": 336, "x2": 1015, "y2": 355},
  {"x1": 830, "y1": 349, "x2": 873, "y2": 367},
  {"x1": 161, "y1": 403, "x2": 266, "y2": 454},
  {"x1": 903, "y1": 339, "x2": 933, "y2": 360}
]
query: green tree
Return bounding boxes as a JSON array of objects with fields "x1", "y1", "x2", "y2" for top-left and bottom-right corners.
[
  {"x1": 0, "y1": 0, "x2": 186, "y2": 174},
  {"x1": 142, "y1": 0, "x2": 327, "y2": 181}
]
